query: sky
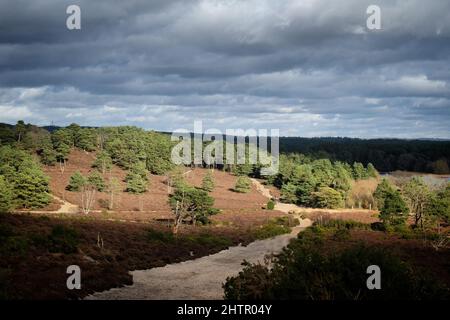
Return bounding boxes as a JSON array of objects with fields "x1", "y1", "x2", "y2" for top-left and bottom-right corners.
[{"x1": 0, "y1": 0, "x2": 449, "y2": 138}]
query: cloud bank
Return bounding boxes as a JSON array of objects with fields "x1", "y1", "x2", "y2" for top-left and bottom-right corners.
[{"x1": 0, "y1": 0, "x2": 449, "y2": 138}]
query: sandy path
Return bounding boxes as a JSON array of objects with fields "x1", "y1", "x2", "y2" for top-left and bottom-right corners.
[
  {"x1": 86, "y1": 219, "x2": 311, "y2": 300},
  {"x1": 250, "y1": 178, "x2": 303, "y2": 215},
  {"x1": 15, "y1": 194, "x2": 79, "y2": 215},
  {"x1": 250, "y1": 178, "x2": 376, "y2": 220},
  {"x1": 86, "y1": 179, "x2": 312, "y2": 300},
  {"x1": 52, "y1": 195, "x2": 79, "y2": 214}
]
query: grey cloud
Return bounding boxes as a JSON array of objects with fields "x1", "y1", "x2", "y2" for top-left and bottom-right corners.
[{"x1": 0, "y1": 0, "x2": 449, "y2": 138}]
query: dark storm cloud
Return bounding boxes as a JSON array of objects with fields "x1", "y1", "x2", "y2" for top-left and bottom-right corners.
[{"x1": 0, "y1": 0, "x2": 449, "y2": 138}]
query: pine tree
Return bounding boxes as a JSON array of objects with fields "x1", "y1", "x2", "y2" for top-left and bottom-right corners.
[
  {"x1": 311, "y1": 186, "x2": 345, "y2": 209},
  {"x1": 280, "y1": 183, "x2": 298, "y2": 203},
  {"x1": 15, "y1": 120, "x2": 27, "y2": 143},
  {"x1": 126, "y1": 161, "x2": 148, "y2": 181},
  {"x1": 40, "y1": 146, "x2": 57, "y2": 165},
  {"x1": 67, "y1": 171, "x2": 86, "y2": 191},
  {"x1": 0, "y1": 175, "x2": 13, "y2": 212},
  {"x1": 367, "y1": 163, "x2": 378, "y2": 178},
  {"x1": 352, "y1": 162, "x2": 367, "y2": 180},
  {"x1": 126, "y1": 172, "x2": 147, "y2": 194},
  {"x1": 380, "y1": 191, "x2": 409, "y2": 226},
  {"x1": 169, "y1": 186, "x2": 217, "y2": 227},
  {"x1": 373, "y1": 179, "x2": 395, "y2": 210},
  {"x1": 77, "y1": 128, "x2": 97, "y2": 151},
  {"x1": 234, "y1": 176, "x2": 251, "y2": 193},
  {"x1": 87, "y1": 171, "x2": 105, "y2": 192},
  {"x1": 202, "y1": 171, "x2": 215, "y2": 192},
  {"x1": 13, "y1": 166, "x2": 51, "y2": 209},
  {"x1": 92, "y1": 150, "x2": 112, "y2": 174},
  {"x1": 402, "y1": 177, "x2": 431, "y2": 228}
]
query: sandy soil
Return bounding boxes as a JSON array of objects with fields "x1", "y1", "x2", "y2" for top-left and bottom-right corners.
[
  {"x1": 41, "y1": 150, "x2": 284, "y2": 225},
  {"x1": 86, "y1": 218, "x2": 312, "y2": 300}
]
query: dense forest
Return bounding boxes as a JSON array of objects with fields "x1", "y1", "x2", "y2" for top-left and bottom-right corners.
[{"x1": 279, "y1": 137, "x2": 450, "y2": 174}]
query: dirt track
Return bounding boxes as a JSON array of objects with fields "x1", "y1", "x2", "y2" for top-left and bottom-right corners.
[
  {"x1": 86, "y1": 178, "x2": 312, "y2": 300},
  {"x1": 86, "y1": 218, "x2": 311, "y2": 300}
]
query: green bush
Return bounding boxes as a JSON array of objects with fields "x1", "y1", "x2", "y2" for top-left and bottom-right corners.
[
  {"x1": 370, "y1": 222, "x2": 386, "y2": 232},
  {"x1": 146, "y1": 228, "x2": 176, "y2": 244},
  {"x1": 315, "y1": 218, "x2": 369, "y2": 231},
  {"x1": 253, "y1": 217, "x2": 296, "y2": 240},
  {"x1": 273, "y1": 216, "x2": 300, "y2": 228},
  {"x1": 266, "y1": 200, "x2": 275, "y2": 210},
  {"x1": 333, "y1": 228, "x2": 351, "y2": 241},
  {"x1": 223, "y1": 261, "x2": 272, "y2": 300},
  {"x1": 187, "y1": 233, "x2": 233, "y2": 248}
]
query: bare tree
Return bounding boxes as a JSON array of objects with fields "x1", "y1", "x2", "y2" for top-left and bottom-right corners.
[
  {"x1": 172, "y1": 189, "x2": 189, "y2": 235},
  {"x1": 59, "y1": 158, "x2": 66, "y2": 174},
  {"x1": 106, "y1": 177, "x2": 121, "y2": 210},
  {"x1": 81, "y1": 184, "x2": 96, "y2": 214}
]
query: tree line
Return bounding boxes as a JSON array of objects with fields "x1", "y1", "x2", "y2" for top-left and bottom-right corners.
[{"x1": 279, "y1": 137, "x2": 450, "y2": 174}]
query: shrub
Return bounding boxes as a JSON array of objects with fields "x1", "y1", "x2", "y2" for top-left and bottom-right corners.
[
  {"x1": 234, "y1": 176, "x2": 251, "y2": 193},
  {"x1": 253, "y1": 217, "x2": 296, "y2": 240},
  {"x1": 224, "y1": 241, "x2": 450, "y2": 300},
  {"x1": 273, "y1": 216, "x2": 300, "y2": 228},
  {"x1": 266, "y1": 200, "x2": 275, "y2": 210},
  {"x1": 223, "y1": 261, "x2": 272, "y2": 300},
  {"x1": 146, "y1": 228, "x2": 176, "y2": 244},
  {"x1": 370, "y1": 222, "x2": 386, "y2": 232},
  {"x1": 187, "y1": 233, "x2": 233, "y2": 248},
  {"x1": 333, "y1": 228, "x2": 351, "y2": 241},
  {"x1": 315, "y1": 218, "x2": 369, "y2": 231}
]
